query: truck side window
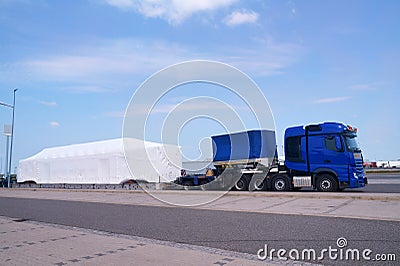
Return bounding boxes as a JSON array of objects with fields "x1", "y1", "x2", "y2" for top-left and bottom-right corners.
[
  {"x1": 325, "y1": 136, "x2": 342, "y2": 151},
  {"x1": 285, "y1": 136, "x2": 303, "y2": 162}
]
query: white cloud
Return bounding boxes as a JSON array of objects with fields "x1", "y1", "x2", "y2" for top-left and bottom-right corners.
[
  {"x1": 17, "y1": 39, "x2": 189, "y2": 87},
  {"x1": 60, "y1": 85, "x2": 117, "y2": 94},
  {"x1": 224, "y1": 42, "x2": 303, "y2": 76},
  {"x1": 287, "y1": 1, "x2": 296, "y2": 16},
  {"x1": 350, "y1": 83, "x2": 378, "y2": 91},
  {"x1": 104, "y1": 0, "x2": 135, "y2": 9},
  {"x1": 314, "y1": 96, "x2": 351, "y2": 104},
  {"x1": 39, "y1": 101, "x2": 57, "y2": 107},
  {"x1": 152, "y1": 102, "x2": 235, "y2": 114},
  {"x1": 123, "y1": 97, "x2": 253, "y2": 118},
  {"x1": 26, "y1": 55, "x2": 133, "y2": 79},
  {"x1": 104, "y1": 0, "x2": 237, "y2": 25},
  {"x1": 224, "y1": 10, "x2": 259, "y2": 26},
  {"x1": 13, "y1": 38, "x2": 302, "y2": 87},
  {"x1": 50, "y1": 121, "x2": 60, "y2": 127}
]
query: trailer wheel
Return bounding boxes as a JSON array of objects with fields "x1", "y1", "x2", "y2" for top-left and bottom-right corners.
[
  {"x1": 234, "y1": 175, "x2": 249, "y2": 191},
  {"x1": 182, "y1": 180, "x2": 192, "y2": 189},
  {"x1": 316, "y1": 174, "x2": 338, "y2": 192},
  {"x1": 253, "y1": 178, "x2": 267, "y2": 191},
  {"x1": 199, "y1": 180, "x2": 208, "y2": 186},
  {"x1": 271, "y1": 174, "x2": 290, "y2": 191}
]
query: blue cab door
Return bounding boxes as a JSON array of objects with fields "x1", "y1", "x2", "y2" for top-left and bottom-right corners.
[{"x1": 308, "y1": 135, "x2": 348, "y2": 181}]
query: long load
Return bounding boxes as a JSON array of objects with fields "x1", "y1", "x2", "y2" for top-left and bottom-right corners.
[{"x1": 17, "y1": 138, "x2": 181, "y2": 184}]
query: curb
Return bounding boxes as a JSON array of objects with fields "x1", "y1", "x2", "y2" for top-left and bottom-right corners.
[{"x1": 2, "y1": 188, "x2": 400, "y2": 201}]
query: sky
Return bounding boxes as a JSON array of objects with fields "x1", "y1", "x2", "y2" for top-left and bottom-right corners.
[{"x1": 0, "y1": 0, "x2": 399, "y2": 173}]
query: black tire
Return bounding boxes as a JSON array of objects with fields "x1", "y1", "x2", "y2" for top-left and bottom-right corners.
[
  {"x1": 316, "y1": 174, "x2": 338, "y2": 192},
  {"x1": 271, "y1": 174, "x2": 290, "y2": 191},
  {"x1": 199, "y1": 180, "x2": 208, "y2": 186},
  {"x1": 252, "y1": 178, "x2": 267, "y2": 191},
  {"x1": 234, "y1": 175, "x2": 250, "y2": 191},
  {"x1": 182, "y1": 180, "x2": 192, "y2": 187}
]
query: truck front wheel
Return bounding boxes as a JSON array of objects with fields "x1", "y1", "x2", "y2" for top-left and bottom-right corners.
[
  {"x1": 271, "y1": 174, "x2": 290, "y2": 191},
  {"x1": 316, "y1": 174, "x2": 338, "y2": 192}
]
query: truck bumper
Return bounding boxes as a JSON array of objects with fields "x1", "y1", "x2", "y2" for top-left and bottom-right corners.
[{"x1": 340, "y1": 173, "x2": 366, "y2": 189}]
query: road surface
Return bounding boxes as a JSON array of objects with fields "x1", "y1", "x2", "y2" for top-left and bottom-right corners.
[{"x1": 0, "y1": 197, "x2": 398, "y2": 265}]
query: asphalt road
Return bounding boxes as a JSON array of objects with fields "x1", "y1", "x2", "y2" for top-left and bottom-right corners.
[
  {"x1": 355, "y1": 173, "x2": 400, "y2": 193},
  {"x1": 0, "y1": 197, "x2": 398, "y2": 265}
]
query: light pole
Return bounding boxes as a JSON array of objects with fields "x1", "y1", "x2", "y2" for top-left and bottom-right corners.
[
  {"x1": 8, "y1": 89, "x2": 18, "y2": 187},
  {"x1": 0, "y1": 88, "x2": 17, "y2": 188}
]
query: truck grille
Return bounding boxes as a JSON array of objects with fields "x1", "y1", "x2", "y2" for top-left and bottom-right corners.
[{"x1": 355, "y1": 160, "x2": 364, "y2": 173}]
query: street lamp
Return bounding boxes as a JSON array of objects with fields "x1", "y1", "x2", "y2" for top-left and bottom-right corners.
[
  {"x1": 0, "y1": 88, "x2": 17, "y2": 188},
  {"x1": 8, "y1": 89, "x2": 18, "y2": 187}
]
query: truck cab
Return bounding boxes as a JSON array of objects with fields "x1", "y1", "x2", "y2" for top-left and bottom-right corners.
[{"x1": 283, "y1": 122, "x2": 367, "y2": 191}]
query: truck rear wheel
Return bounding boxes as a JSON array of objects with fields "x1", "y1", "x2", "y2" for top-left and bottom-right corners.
[
  {"x1": 271, "y1": 174, "x2": 290, "y2": 191},
  {"x1": 316, "y1": 174, "x2": 338, "y2": 192},
  {"x1": 234, "y1": 175, "x2": 249, "y2": 191}
]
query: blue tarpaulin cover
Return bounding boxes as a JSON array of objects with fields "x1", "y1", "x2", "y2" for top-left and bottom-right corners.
[{"x1": 212, "y1": 130, "x2": 276, "y2": 162}]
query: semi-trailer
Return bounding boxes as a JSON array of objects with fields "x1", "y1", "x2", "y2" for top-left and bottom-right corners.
[{"x1": 175, "y1": 122, "x2": 367, "y2": 192}]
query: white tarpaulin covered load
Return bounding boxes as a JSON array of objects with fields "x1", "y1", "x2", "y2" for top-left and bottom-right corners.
[{"x1": 17, "y1": 138, "x2": 182, "y2": 184}]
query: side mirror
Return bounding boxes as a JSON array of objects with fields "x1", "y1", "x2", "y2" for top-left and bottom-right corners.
[{"x1": 335, "y1": 136, "x2": 343, "y2": 151}]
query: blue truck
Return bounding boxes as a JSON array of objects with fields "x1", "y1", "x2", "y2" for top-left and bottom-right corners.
[{"x1": 175, "y1": 122, "x2": 367, "y2": 192}]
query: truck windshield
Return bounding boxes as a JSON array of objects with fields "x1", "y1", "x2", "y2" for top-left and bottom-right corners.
[{"x1": 343, "y1": 134, "x2": 361, "y2": 152}]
